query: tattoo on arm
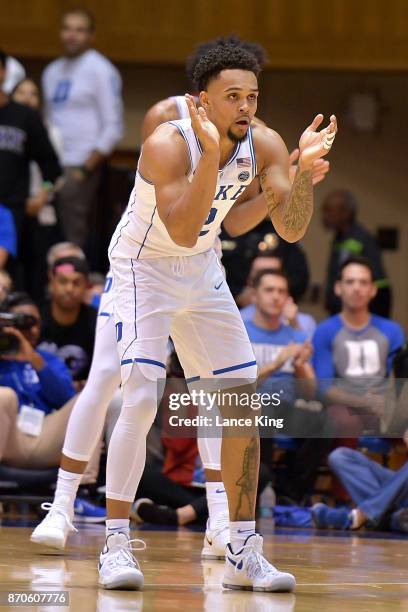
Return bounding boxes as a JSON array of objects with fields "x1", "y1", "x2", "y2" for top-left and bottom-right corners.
[
  {"x1": 282, "y1": 167, "x2": 313, "y2": 235},
  {"x1": 233, "y1": 435, "x2": 259, "y2": 521},
  {"x1": 260, "y1": 171, "x2": 280, "y2": 217},
  {"x1": 260, "y1": 167, "x2": 313, "y2": 238}
]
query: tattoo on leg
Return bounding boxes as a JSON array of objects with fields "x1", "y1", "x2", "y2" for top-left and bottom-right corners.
[{"x1": 234, "y1": 435, "x2": 259, "y2": 521}]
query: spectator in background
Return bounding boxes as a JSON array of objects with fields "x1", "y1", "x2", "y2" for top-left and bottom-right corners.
[
  {"x1": 42, "y1": 8, "x2": 124, "y2": 248},
  {"x1": 246, "y1": 269, "x2": 315, "y2": 402},
  {"x1": 46, "y1": 241, "x2": 85, "y2": 269},
  {"x1": 322, "y1": 189, "x2": 391, "y2": 317},
  {"x1": 0, "y1": 291, "x2": 104, "y2": 520},
  {"x1": 313, "y1": 257, "x2": 404, "y2": 438},
  {"x1": 38, "y1": 256, "x2": 96, "y2": 388},
  {"x1": 0, "y1": 270, "x2": 12, "y2": 304},
  {"x1": 312, "y1": 436, "x2": 408, "y2": 534},
  {"x1": 12, "y1": 78, "x2": 64, "y2": 205},
  {"x1": 244, "y1": 270, "x2": 330, "y2": 503},
  {"x1": 45, "y1": 242, "x2": 103, "y2": 310},
  {"x1": 2, "y1": 56, "x2": 25, "y2": 94},
  {"x1": 0, "y1": 292, "x2": 75, "y2": 418},
  {"x1": 11, "y1": 78, "x2": 64, "y2": 298},
  {"x1": 0, "y1": 50, "x2": 61, "y2": 276},
  {"x1": 221, "y1": 221, "x2": 310, "y2": 302},
  {"x1": 238, "y1": 252, "x2": 316, "y2": 339}
]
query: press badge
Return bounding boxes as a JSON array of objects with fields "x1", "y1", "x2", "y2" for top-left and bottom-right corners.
[{"x1": 17, "y1": 405, "x2": 45, "y2": 437}]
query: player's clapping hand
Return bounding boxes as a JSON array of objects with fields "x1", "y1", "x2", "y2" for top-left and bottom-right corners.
[
  {"x1": 289, "y1": 148, "x2": 330, "y2": 186},
  {"x1": 298, "y1": 114, "x2": 338, "y2": 170},
  {"x1": 185, "y1": 94, "x2": 220, "y2": 154}
]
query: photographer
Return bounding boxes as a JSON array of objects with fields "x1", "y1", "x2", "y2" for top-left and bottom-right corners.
[
  {"x1": 0, "y1": 292, "x2": 74, "y2": 410},
  {"x1": 0, "y1": 292, "x2": 100, "y2": 486}
]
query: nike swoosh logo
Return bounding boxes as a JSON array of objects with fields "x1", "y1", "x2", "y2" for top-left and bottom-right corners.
[
  {"x1": 214, "y1": 281, "x2": 224, "y2": 290},
  {"x1": 215, "y1": 489, "x2": 226, "y2": 494},
  {"x1": 206, "y1": 536, "x2": 213, "y2": 546},
  {"x1": 237, "y1": 529, "x2": 253, "y2": 534}
]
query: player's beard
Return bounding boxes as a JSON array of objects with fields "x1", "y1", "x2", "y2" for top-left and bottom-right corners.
[{"x1": 227, "y1": 127, "x2": 248, "y2": 143}]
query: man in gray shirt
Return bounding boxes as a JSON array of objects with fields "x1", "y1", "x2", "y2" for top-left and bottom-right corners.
[
  {"x1": 42, "y1": 8, "x2": 124, "y2": 248},
  {"x1": 313, "y1": 256, "x2": 404, "y2": 436}
]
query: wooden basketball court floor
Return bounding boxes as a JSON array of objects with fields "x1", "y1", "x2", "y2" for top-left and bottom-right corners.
[{"x1": 1, "y1": 518, "x2": 407, "y2": 611}]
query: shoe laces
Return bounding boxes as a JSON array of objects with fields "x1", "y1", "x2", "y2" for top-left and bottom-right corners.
[
  {"x1": 105, "y1": 537, "x2": 146, "y2": 571},
  {"x1": 236, "y1": 538, "x2": 278, "y2": 580},
  {"x1": 211, "y1": 511, "x2": 229, "y2": 536},
  {"x1": 40, "y1": 502, "x2": 77, "y2": 533}
]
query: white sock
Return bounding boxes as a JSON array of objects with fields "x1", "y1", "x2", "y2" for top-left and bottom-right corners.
[
  {"x1": 105, "y1": 519, "x2": 130, "y2": 538},
  {"x1": 206, "y1": 482, "x2": 228, "y2": 528},
  {"x1": 230, "y1": 521, "x2": 256, "y2": 553},
  {"x1": 53, "y1": 469, "x2": 82, "y2": 513}
]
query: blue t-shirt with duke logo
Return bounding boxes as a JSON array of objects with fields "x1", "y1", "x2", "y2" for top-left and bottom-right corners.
[{"x1": 244, "y1": 319, "x2": 307, "y2": 403}]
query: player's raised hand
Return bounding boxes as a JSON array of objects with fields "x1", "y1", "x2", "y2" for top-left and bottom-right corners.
[
  {"x1": 185, "y1": 94, "x2": 220, "y2": 155},
  {"x1": 297, "y1": 114, "x2": 338, "y2": 170},
  {"x1": 289, "y1": 148, "x2": 330, "y2": 186}
]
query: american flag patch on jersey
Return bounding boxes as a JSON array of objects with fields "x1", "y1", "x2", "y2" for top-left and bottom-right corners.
[{"x1": 237, "y1": 157, "x2": 251, "y2": 167}]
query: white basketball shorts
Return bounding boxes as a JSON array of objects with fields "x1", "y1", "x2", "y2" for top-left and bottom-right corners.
[{"x1": 109, "y1": 249, "x2": 257, "y2": 385}]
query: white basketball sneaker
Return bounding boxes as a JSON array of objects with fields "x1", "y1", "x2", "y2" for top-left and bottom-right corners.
[
  {"x1": 98, "y1": 532, "x2": 145, "y2": 590},
  {"x1": 223, "y1": 534, "x2": 296, "y2": 592},
  {"x1": 30, "y1": 496, "x2": 77, "y2": 550},
  {"x1": 201, "y1": 511, "x2": 230, "y2": 560}
]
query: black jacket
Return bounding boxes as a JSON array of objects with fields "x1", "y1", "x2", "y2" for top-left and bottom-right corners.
[{"x1": 0, "y1": 101, "x2": 61, "y2": 211}]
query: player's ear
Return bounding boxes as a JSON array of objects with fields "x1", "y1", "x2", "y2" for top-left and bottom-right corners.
[{"x1": 199, "y1": 91, "x2": 209, "y2": 110}]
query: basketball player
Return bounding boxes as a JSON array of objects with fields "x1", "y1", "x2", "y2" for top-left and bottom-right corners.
[
  {"x1": 31, "y1": 39, "x2": 329, "y2": 559},
  {"x1": 98, "y1": 44, "x2": 337, "y2": 591}
]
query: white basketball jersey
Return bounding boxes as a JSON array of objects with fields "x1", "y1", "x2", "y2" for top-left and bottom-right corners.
[
  {"x1": 109, "y1": 118, "x2": 257, "y2": 259},
  {"x1": 171, "y1": 95, "x2": 190, "y2": 119}
]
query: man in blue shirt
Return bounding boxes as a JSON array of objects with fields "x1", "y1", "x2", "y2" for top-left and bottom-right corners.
[
  {"x1": 244, "y1": 269, "x2": 315, "y2": 403},
  {"x1": 313, "y1": 256, "x2": 404, "y2": 436},
  {"x1": 0, "y1": 291, "x2": 98, "y2": 470},
  {"x1": 239, "y1": 251, "x2": 317, "y2": 339},
  {"x1": 244, "y1": 269, "x2": 329, "y2": 503},
  {"x1": 0, "y1": 292, "x2": 75, "y2": 414}
]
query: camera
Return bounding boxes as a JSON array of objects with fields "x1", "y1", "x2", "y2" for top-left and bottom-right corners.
[{"x1": 0, "y1": 312, "x2": 37, "y2": 356}]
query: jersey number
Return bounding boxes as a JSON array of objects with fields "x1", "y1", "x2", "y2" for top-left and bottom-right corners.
[{"x1": 199, "y1": 207, "x2": 217, "y2": 237}]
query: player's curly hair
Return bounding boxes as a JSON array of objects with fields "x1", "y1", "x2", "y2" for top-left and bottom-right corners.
[
  {"x1": 192, "y1": 44, "x2": 261, "y2": 92},
  {"x1": 186, "y1": 35, "x2": 266, "y2": 86}
]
